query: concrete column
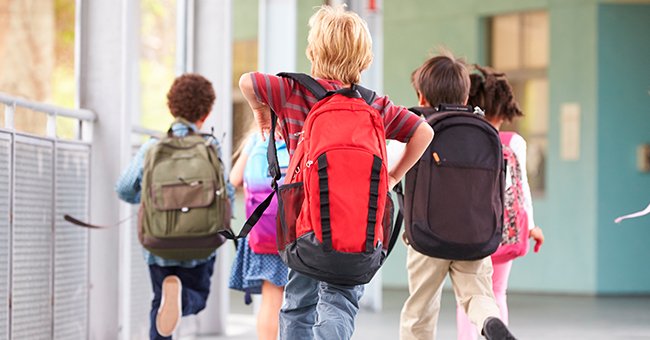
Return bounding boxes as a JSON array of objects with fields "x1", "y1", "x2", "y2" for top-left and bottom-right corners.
[
  {"x1": 76, "y1": 0, "x2": 137, "y2": 338},
  {"x1": 191, "y1": 0, "x2": 233, "y2": 335},
  {"x1": 259, "y1": 0, "x2": 297, "y2": 74}
]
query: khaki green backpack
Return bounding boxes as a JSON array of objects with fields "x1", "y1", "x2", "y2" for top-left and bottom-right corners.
[{"x1": 139, "y1": 120, "x2": 230, "y2": 260}]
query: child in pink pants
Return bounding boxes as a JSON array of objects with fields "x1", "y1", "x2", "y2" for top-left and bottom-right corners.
[{"x1": 456, "y1": 65, "x2": 545, "y2": 339}]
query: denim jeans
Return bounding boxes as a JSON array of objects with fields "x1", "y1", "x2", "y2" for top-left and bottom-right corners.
[
  {"x1": 279, "y1": 269, "x2": 365, "y2": 340},
  {"x1": 148, "y1": 257, "x2": 216, "y2": 340}
]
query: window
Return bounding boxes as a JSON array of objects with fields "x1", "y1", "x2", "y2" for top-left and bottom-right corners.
[
  {"x1": 140, "y1": 0, "x2": 177, "y2": 132},
  {"x1": 489, "y1": 11, "x2": 549, "y2": 197},
  {"x1": 0, "y1": 0, "x2": 77, "y2": 137}
]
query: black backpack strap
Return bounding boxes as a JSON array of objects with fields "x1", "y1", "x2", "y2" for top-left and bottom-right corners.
[
  {"x1": 354, "y1": 84, "x2": 378, "y2": 106},
  {"x1": 386, "y1": 182, "x2": 404, "y2": 257},
  {"x1": 277, "y1": 72, "x2": 328, "y2": 101},
  {"x1": 278, "y1": 72, "x2": 378, "y2": 106},
  {"x1": 222, "y1": 109, "x2": 283, "y2": 242}
]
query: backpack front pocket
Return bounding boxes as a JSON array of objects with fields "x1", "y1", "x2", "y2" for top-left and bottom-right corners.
[
  {"x1": 276, "y1": 182, "x2": 304, "y2": 251},
  {"x1": 149, "y1": 179, "x2": 220, "y2": 237},
  {"x1": 152, "y1": 179, "x2": 216, "y2": 210}
]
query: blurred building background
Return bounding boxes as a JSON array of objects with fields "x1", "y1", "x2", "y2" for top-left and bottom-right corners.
[{"x1": 0, "y1": 0, "x2": 648, "y2": 339}]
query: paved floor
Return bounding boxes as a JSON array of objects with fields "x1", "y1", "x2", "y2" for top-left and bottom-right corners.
[{"x1": 190, "y1": 289, "x2": 650, "y2": 340}]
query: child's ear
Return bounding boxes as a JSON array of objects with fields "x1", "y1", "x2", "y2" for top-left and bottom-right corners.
[{"x1": 418, "y1": 92, "x2": 429, "y2": 107}]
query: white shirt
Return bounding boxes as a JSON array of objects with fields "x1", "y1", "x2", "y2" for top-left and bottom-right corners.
[{"x1": 507, "y1": 133, "x2": 536, "y2": 230}]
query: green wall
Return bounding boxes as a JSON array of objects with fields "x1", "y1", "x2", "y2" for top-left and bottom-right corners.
[
  {"x1": 233, "y1": 0, "x2": 259, "y2": 41},
  {"x1": 232, "y1": 0, "x2": 650, "y2": 294},
  {"x1": 382, "y1": 0, "x2": 603, "y2": 293},
  {"x1": 596, "y1": 4, "x2": 650, "y2": 293}
]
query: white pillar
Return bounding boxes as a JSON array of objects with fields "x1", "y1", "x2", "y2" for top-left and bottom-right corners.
[
  {"x1": 191, "y1": 0, "x2": 233, "y2": 336},
  {"x1": 76, "y1": 0, "x2": 137, "y2": 338},
  {"x1": 259, "y1": 0, "x2": 297, "y2": 74},
  {"x1": 349, "y1": 0, "x2": 385, "y2": 312}
]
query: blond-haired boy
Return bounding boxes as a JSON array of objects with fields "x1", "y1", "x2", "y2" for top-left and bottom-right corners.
[{"x1": 239, "y1": 5, "x2": 433, "y2": 340}]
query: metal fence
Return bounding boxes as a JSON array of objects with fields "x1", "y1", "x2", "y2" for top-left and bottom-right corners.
[{"x1": 0, "y1": 93, "x2": 95, "y2": 340}]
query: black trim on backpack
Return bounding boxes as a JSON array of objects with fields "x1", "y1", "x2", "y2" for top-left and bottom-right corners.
[
  {"x1": 317, "y1": 153, "x2": 333, "y2": 252},
  {"x1": 365, "y1": 155, "x2": 382, "y2": 253},
  {"x1": 435, "y1": 104, "x2": 473, "y2": 113}
]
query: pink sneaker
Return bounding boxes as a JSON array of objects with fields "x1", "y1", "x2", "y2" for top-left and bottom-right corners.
[{"x1": 156, "y1": 275, "x2": 182, "y2": 337}]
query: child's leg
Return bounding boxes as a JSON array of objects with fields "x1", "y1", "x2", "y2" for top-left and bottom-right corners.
[
  {"x1": 312, "y1": 281, "x2": 364, "y2": 340},
  {"x1": 456, "y1": 259, "x2": 513, "y2": 339},
  {"x1": 148, "y1": 264, "x2": 173, "y2": 340},
  {"x1": 449, "y1": 257, "x2": 500, "y2": 333},
  {"x1": 175, "y1": 257, "x2": 216, "y2": 316},
  {"x1": 258, "y1": 280, "x2": 284, "y2": 340},
  {"x1": 491, "y1": 260, "x2": 513, "y2": 324},
  {"x1": 279, "y1": 269, "x2": 319, "y2": 340},
  {"x1": 399, "y1": 246, "x2": 450, "y2": 340},
  {"x1": 456, "y1": 304, "x2": 479, "y2": 340}
]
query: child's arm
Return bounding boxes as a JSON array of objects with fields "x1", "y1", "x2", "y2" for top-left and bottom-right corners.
[
  {"x1": 229, "y1": 149, "x2": 249, "y2": 188},
  {"x1": 115, "y1": 139, "x2": 157, "y2": 204},
  {"x1": 239, "y1": 73, "x2": 272, "y2": 138},
  {"x1": 387, "y1": 123, "x2": 433, "y2": 190}
]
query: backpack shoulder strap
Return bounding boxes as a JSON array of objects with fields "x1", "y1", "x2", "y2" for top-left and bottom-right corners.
[
  {"x1": 500, "y1": 131, "x2": 515, "y2": 146},
  {"x1": 354, "y1": 85, "x2": 378, "y2": 106},
  {"x1": 278, "y1": 72, "x2": 378, "y2": 106},
  {"x1": 277, "y1": 72, "x2": 327, "y2": 101},
  {"x1": 222, "y1": 110, "x2": 283, "y2": 242}
]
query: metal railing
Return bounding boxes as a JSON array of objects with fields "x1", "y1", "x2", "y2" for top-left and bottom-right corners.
[{"x1": 0, "y1": 92, "x2": 96, "y2": 340}]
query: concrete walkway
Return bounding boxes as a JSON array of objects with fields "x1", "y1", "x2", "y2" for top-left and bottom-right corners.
[{"x1": 194, "y1": 289, "x2": 650, "y2": 340}]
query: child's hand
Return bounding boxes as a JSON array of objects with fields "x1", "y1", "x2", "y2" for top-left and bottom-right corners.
[
  {"x1": 530, "y1": 226, "x2": 544, "y2": 252},
  {"x1": 388, "y1": 174, "x2": 400, "y2": 191}
]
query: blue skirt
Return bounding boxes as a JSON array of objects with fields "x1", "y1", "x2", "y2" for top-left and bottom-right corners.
[{"x1": 228, "y1": 237, "x2": 288, "y2": 304}]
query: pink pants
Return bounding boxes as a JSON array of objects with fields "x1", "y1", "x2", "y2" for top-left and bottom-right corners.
[{"x1": 456, "y1": 259, "x2": 513, "y2": 339}]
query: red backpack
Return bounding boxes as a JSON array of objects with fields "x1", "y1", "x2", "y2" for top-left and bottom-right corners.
[
  {"x1": 241, "y1": 73, "x2": 402, "y2": 286},
  {"x1": 491, "y1": 132, "x2": 529, "y2": 263}
]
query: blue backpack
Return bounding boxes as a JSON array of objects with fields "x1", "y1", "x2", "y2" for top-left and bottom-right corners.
[{"x1": 244, "y1": 135, "x2": 289, "y2": 253}]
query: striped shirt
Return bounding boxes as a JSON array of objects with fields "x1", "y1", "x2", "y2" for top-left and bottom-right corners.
[{"x1": 250, "y1": 72, "x2": 424, "y2": 155}]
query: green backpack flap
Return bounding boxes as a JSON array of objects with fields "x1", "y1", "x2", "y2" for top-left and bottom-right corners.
[{"x1": 139, "y1": 118, "x2": 231, "y2": 260}]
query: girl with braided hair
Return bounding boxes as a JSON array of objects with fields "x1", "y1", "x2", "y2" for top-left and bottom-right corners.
[{"x1": 456, "y1": 65, "x2": 545, "y2": 340}]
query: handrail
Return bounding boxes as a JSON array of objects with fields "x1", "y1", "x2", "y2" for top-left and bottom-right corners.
[
  {"x1": 132, "y1": 125, "x2": 162, "y2": 137},
  {"x1": 0, "y1": 92, "x2": 96, "y2": 122}
]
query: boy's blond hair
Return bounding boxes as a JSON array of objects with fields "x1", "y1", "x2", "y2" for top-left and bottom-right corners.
[{"x1": 306, "y1": 5, "x2": 373, "y2": 85}]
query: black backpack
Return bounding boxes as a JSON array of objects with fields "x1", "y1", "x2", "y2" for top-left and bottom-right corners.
[{"x1": 402, "y1": 104, "x2": 504, "y2": 260}]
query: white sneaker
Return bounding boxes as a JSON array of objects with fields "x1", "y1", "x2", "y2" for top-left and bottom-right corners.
[{"x1": 156, "y1": 275, "x2": 182, "y2": 337}]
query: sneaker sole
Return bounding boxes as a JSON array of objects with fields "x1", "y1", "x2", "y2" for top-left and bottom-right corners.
[
  {"x1": 156, "y1": 276, "x2": 182, "y2": 337},
  {"x1": 483, "y1": 318, "x2": 516, "y2": 340}
]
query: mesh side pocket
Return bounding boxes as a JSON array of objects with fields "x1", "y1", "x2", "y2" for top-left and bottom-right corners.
[
  {"x1": 276, "y1": 182, "x2": 304, "y2": 251},
  {"x1": 380, "y1": 193, "x2": 394, "y2": 250}
]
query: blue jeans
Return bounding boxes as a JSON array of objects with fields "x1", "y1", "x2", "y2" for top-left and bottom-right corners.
[
  {"x1": 279, "y1": 269, "x2": 365, "y2": 340},
  {"x1": 148, "y1": 257, "x2": 215, "y2": 340}
]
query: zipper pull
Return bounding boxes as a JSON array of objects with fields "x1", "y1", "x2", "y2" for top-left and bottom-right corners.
[
  {"x1": 432, "y1": 152, "x2": 441, "y2": 165},
  {"x1": 305, "y1": 160, "x2": 313, "y2": 168}
]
